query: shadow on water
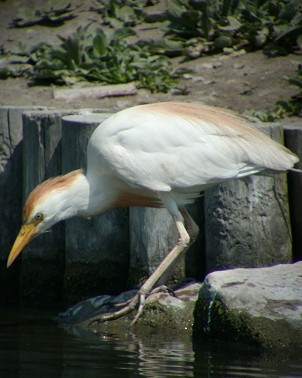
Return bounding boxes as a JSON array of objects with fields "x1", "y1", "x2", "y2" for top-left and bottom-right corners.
[{"x1": 0, "y1": 306, "x2": 302, "y2": 377}]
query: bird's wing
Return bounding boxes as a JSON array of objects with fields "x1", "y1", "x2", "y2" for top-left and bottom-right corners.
[{"x1": 88, "y1": 102, "x2": 297, "y2": 193}]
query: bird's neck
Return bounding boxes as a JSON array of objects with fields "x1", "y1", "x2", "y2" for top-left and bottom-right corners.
[
  {"x1": 64, "y1": 171, "x2": 90, "y2": 217},
  {"x1": 64, "y1": 170, "x2": 116, "y2": 218}
]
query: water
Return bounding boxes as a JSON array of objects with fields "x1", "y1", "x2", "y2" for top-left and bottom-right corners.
[{"x1": 0, "y1": 307, "x2": 302, "y2": 377}]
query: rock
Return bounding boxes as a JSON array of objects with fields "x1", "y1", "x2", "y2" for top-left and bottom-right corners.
[
  {"x1": 214, "y1": 35, "x2": 233, "y2": 49},
  {"x1": 184, "y1": 38, "x2": 210, "y2": 59},
  {"x1": 136, "y1": 281, "x2": 201, "y2": 331},
  {"x1": 194, "y1": 262, "x2": 302, "y2": 355},
  {"x1": 58, "y1": 281, "x2": 202, "y2": 334},
  {"x1": 204, "y1": 123, "x2": 292, "y2": 272}
]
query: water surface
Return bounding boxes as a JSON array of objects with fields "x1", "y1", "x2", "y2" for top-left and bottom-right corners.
[{"x1": 0, "y1": 307, "x2": 301, "y2": 377}]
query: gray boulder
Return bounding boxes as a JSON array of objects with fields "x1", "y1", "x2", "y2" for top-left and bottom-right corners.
[
  {"x1": 58, "y1": 281, "x2": 202, "y2": 334},
  {"x1": 194, "y1": 262, "x2": 302, "y2": 354}
]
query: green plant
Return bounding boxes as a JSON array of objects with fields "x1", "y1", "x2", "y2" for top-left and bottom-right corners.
[
  {"x1": 29, "y1": 25, "x2": 176, "y2": 92},
  {"x1": 164, "y1": 0, "x2": 238, "y2": 39},
  {"x1": 279, "y1": 63, "x2": 302, "y2": 116},
  {"x1": 250, "y1": 63, "x2": 302, "y2": 121},
  {"x1": 93, "y1": 0, "x2": 146, "y2": 27},
  {"x1": 248, "y1": 106, "x2": 287, "y2": 122},
  {"x1": 11, "y1": 0, "x2": 78, "y2": 27},
  {"x1": 163, "y1": 0, "x2": 302, "y2": 56}
]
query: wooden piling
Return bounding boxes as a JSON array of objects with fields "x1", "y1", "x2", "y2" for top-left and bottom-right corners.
[
  {"x1": 20, "y1": 110, "x2": 72, "y2": 305},
  {"x1": 61, "y1": 114, "x2": 130, "y2": 303},
  {"x1": 129, "y1": 207, "x2": 179, "y2": 287},
  {"x1": 129, "y1": 199, "x2": 205, "y2": 287},
  {"x1": 284, "y1": 122, "x2": 302, "y2": 262},
  {"x1": 205, "y1": 123, "x2": 292, "y2": 272},
  {"x1": 0, "y1": 107, "x2": 33, "y2": 304}
]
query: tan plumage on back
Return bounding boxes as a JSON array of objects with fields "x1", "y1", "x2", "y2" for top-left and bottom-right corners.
[{"x1": 87, "y1": 102, "x2": 297, "y2": 199}]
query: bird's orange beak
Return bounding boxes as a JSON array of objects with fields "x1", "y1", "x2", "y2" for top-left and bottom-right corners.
[{"x1": 7, "y1": 224, "x2": 36, "y2": 268}]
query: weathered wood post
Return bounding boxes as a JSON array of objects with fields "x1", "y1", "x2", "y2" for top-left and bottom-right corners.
[
  {"x1": 129, "y1": 194, "x2": 205, "y2": 288},
  {"x1": 0, "y1": 107, "x2": 34, "y2": 304},
  {"x1": 205, "y1": 123, "x2": 292, "y2": 272},
  {"x1": 20, "y1": 110, "x2": 69, "y2": 304},
  {"x1": 284, "y1": 122, "x2": 302, "y2": 262},
  {"x1": 61, "y1": 114, "x2": 130, "y2": 304},
  {"x1": 129, "y1": 207, "x2": 179, "y2": 286}
]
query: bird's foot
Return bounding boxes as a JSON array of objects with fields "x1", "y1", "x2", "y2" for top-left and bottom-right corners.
[
  {"x1": 88, "y1": 285, "x2": 172, "y2": 330},
  {"x1": 129, "y1": 285, "x2": 174, "y2": 328}
]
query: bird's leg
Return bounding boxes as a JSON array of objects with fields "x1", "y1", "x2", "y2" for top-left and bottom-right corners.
[
  {"x1": 129, "y1": 207, "x2": 200, "y2": 326},
  {"x1": 129, "y1": 214, "x2": 191, "y2": 327},
  {"x1": 180, "y1": 207, "x2": 199, "y2": 243},
  {"x1": 156, "y1": 207, "x2": 199, "y2": 287},
  {"x1": 114, "y1": 284, "x2": 173, "y2": 309},
  {"x1": 89, "y1": 295, "x2": 140, "y2": 324},
  {"x1": 89, "y1": 207, "x2": 197, "y2": 329}
]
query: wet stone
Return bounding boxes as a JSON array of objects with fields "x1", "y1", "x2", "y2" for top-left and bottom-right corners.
[
  {"x1": 57, "y1": 280, "x2": 202, "y2": 334},
  {"x1": 194, "y1": 262, "x2": 302, "y2": 355}
]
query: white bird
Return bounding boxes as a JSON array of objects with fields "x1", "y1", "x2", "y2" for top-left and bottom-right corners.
[{"x1": 7, "y1": 102, "x2": 298, "y2": 327}]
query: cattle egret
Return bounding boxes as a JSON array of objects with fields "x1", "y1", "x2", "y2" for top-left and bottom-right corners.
[{"x1": 7, "y1": 102, "x2": 299, "y2": 327}]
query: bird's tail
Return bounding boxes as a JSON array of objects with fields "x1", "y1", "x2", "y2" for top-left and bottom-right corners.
[{"x1": 289, "y1": 168, "x2": 302, "y2": 174}]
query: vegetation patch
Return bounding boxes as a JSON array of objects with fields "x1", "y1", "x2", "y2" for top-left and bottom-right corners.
[
  {"x1": 1, "y1": 0, "x2": 301, "y2": 100},
  {"x1": 249, "y1": 62, "x2": 302, "y2": 121},
  {"x1": 160, "y1": 0, "x2": 302, "y2": 57},
  {"x1": 91, "y1": 0, "x2": 146, "y2": 27},
  {"x1": 11, "y1": 0, "x2": 78, "y2": 27},
  {"x1": 1, "y1": 25, "x2": 176, "y2": 92}
]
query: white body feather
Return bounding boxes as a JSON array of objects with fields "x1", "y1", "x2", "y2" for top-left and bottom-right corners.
[{"x1": 87, "y1": 102, "x2": 297, "y2": 208}]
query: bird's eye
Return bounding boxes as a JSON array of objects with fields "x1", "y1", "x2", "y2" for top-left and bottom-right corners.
[{"x1": 34, "y1": 213, "x2": 44, "y2": 222}]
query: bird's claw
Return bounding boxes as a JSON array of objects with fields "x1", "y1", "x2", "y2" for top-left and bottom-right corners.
[
  {"x1": 88, "y1": 291, "x2": 143, "y2": 330},
  {"x1": 88, "y1": 285, "x2": 173, "y2": 330}
]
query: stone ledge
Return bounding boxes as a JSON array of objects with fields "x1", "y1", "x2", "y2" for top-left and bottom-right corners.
[
  {"x1": 194, "y1": 262, "x2": 302, "y2": 355},
  {"x1": 57, "y1": 281, "x2": 202, "y2": 335}
]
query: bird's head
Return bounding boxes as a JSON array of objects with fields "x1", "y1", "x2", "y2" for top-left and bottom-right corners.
[{"x1": 7, "y1": 170, "x2": 87, "y2": 268}]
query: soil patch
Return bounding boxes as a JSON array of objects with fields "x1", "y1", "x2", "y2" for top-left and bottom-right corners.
[{"x1": 0, "y1": 0, "x2": 301, "y2": 114}]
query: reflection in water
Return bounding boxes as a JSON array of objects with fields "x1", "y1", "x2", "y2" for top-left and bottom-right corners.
[{"x1": 0, "y1": 307, "x2": 301, "y2": 377}]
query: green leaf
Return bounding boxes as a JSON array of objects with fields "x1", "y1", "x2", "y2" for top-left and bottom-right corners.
[
  {"x1": 263, "y1": 42, "x2": 288, "y2": 56},
  {"x1": 218, "y1": 16, "x2": 242, "y2": 32},
  {"x1": 111, "y1": 27, "x2": 136, "y2": 42},
  {"x1": 286, "y1": 77, "x2": 302, "y2": 89},
  {"x1": 274, "y1": 25, "x2": 302, "y2": 42},
  {"x1": 297, "y1": 34, "x2": 302, "y2": 50},
  {"x1": 93, "y1": 29, "x2": 107, "y2": 56},
  {"x1": 115, "y1": 4, "x2": 136, "y2": 23}
]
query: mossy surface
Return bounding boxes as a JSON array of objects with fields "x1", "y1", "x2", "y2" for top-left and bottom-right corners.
[
  {"x1": 77, "y1": 286, "x2": 199, "y2": 335},
  {"x1": 86, "y1": 296, "x2": 196, "y2": 334},
  {"x1": 137, "y1": 299, "x2": 195, "y2": 330},
  {"x1": 194, "y1": 296, "x2": 302, "y2": 356}
]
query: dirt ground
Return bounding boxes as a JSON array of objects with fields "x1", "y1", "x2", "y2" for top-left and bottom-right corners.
[{"x1": 0, "y1": 0, "x2": 301, "y2": 115}]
